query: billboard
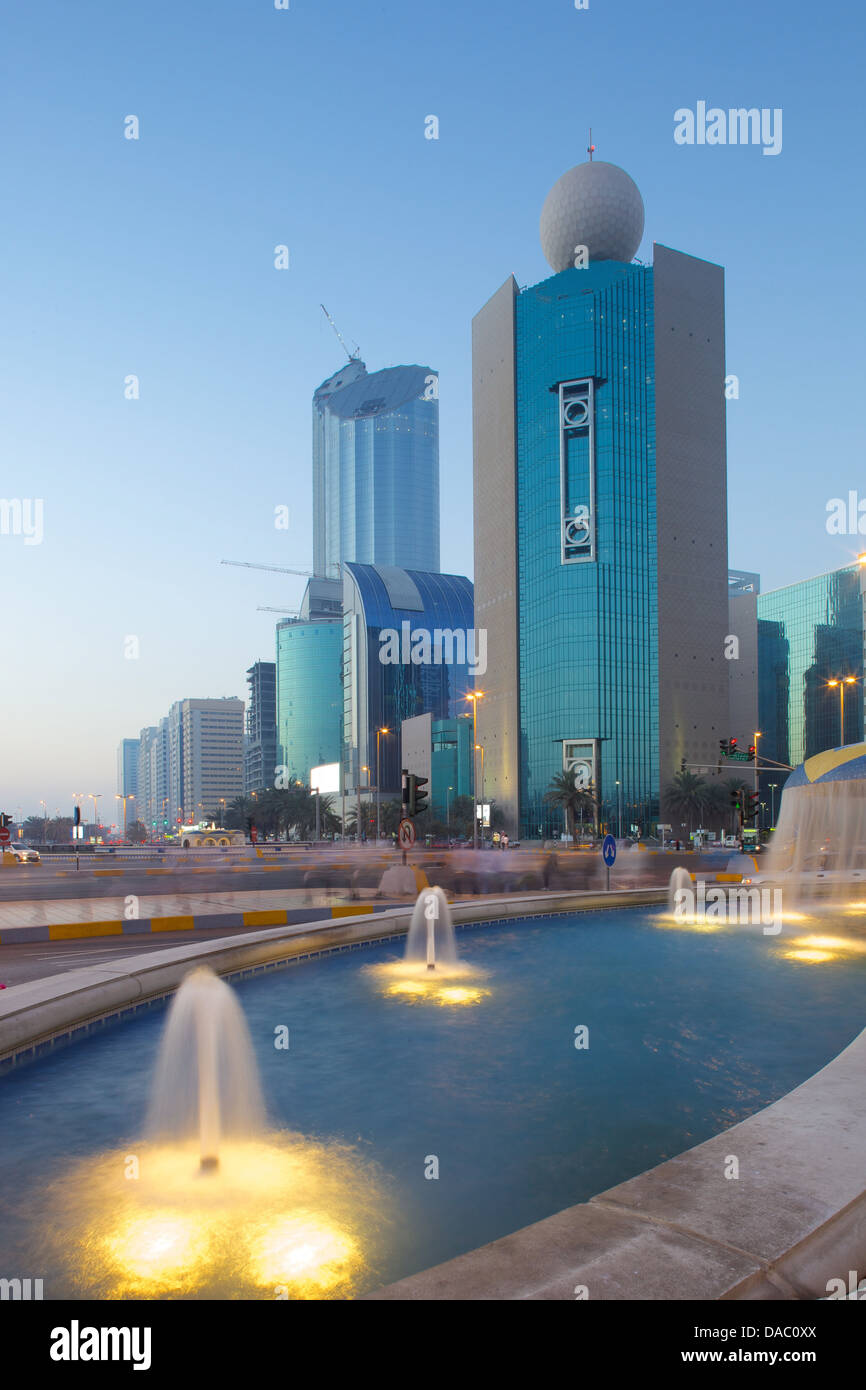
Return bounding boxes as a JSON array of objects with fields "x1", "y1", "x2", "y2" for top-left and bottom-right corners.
[{"x1": 310, "y1": 762, "x2": 340, "y2": 794}]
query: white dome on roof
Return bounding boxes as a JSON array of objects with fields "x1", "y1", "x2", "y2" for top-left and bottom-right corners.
[{"x1": 540, "y1": 160, "x2": 644, "y2": 272}]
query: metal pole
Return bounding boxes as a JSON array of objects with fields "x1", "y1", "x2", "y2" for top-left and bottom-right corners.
[
  {"x1": 315, "y1": 788, "x2": 320, "y2": 842},
  {"x1": 376, "y1": 731, "x2": 381, "y2": 843},
  {"x1": 472, "y1": 701, "x2": 478, "y2": 851}
]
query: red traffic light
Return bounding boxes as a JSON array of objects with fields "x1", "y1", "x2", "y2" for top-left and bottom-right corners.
[{"x1": 729, "y1": 737, "x2": 738, "y2": 751}]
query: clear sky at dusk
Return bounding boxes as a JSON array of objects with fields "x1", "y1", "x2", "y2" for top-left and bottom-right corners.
[{"x1": 2, "y1": 0, "x2": 865, "y2": 816}]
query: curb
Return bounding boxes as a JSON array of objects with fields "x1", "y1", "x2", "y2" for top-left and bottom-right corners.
[{"x1": 0, "y1": 902, "x2": 392, "y2": 945}]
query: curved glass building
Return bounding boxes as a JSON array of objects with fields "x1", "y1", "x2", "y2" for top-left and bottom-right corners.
[
  {"x1": 342, "y1": 563, "x2": 475, "y2": 795},
  {"x1": 276, "y1": 618, "x2": 343, "y2": 784},
  {"x1": 313, "y1": 362, "x2": 439, "y2": 578}
]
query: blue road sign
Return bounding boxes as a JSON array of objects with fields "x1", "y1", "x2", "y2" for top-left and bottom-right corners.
[{"x1": 602, "y1": 834, "x2": 617, "y2": 868}]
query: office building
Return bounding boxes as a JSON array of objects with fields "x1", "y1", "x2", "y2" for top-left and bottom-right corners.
[
  {"x1": 342, "y1": 562, "x2": 475, "y2": 798},
  {"x1": 473, "y1": 158, "x2": 730, "y2": 838},
  {"x1": 167, "y1": 697, "x2": 244, "y2": 824},
  {"x1": 313, "y1": 360, "x2": 439, "y2": 577},
  {"x1": 244, "y1": 661, "x2": 278, "y2": 794}
]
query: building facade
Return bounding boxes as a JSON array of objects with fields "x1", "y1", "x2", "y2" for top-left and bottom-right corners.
[
  {"x1": 166, "y1": 698, "x2": 244, "y2": 825},
  {"x1": 275, "y1": 618, "x2": 343, "y2": 785},
  {"x1": 313, "y1": 361, "x2": 440, "y2": 578},
  {"x1": 757, "y1": 566, "x2": 864, "y2": 771},
  {"x1": 342, "y1": 562, "x2": 475, "y2": 797},
  {"x1": 116, "y1": 739, "x2": 139, "y2": 806},
  {"x1": 473, "y1": 160, "x2": 730, "y2": 839},
  {"x1": 244, "y1": 661, "x2": 277, "y2": 794}
]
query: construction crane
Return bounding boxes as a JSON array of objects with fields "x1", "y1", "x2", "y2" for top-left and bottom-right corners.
[
  {"x1": 221, "y1": 559, "x2": 342, "y2": 580},
  {"x1": 320, "y1": 304, "x2": 361, "y2": 363},
  {"x1": 221, "y1": 559, "x2": 315, "y2": 579}
]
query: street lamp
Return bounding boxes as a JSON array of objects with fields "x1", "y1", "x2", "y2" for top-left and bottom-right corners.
[
  {"x1": 375, "y1": 728, "x2": 389, "y2": 841},
  {"x1": 446, "y1": 785, "x2": 453, "y2": 830},
  {"x1": 475, "y1": 744, "x2": 485, "y2": 841},
  {"x1": 88, "y1": 794, "x2": 102, "y2": 836},
  {"x1": 827, "y1": 677, "x2": 858, "y2": 746},
  {"x1": 769, "y1": 782, "x2": 778, "y2": 828},
  {"x1": 464, "y1": 691, "x2": 485, "y2": 849},
  {"x1": 615, "y1": 779, "x2": 622, "y2": 839},
  {"x1": 115, "y1": 793, "x2": 135, "y2": 838}
]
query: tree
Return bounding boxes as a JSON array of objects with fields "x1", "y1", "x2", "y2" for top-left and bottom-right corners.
[
  {"x1": 662, "y1": 771, "x2": 723, "y2": 836},
  {"x1": 23, "y1": 815, "x2": 47, "y2": 844},
  {"x1": 127, "y1": 819, "x2": 148, "y2": 844},
  {"x1": 544, "y1": 772, "x2": 598, "y2": 845}
]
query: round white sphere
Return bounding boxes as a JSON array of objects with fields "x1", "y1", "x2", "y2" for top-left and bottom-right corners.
[{"x1": 540, "y1": 161, "x2": 645, "y2": 272}]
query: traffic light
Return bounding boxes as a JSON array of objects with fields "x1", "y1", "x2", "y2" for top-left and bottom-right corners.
[
  {"x1": 680, "y1": 757, "x2": 687, "y2": 773},
  {"x1": 747, "y1": 744, "x2": 756, "y2": 762},
  {"x1": 401, "y1": 769, "x2": 410, "y2": 819},
  {"x1": 73, "y1": 805, "x2": 81, "y2": 826},
  {"x1": 745, "y1": 792, "x2": 760, "y2": 822},
  {"x1": 0, "y1": 812, "x2": 10, "y2": 830},
  {"x1": 729, "y1": 737, "x2": 738, "y2": 753},
  {"x1": 407, "y1": 774, "x2": 428, "y2": 817},
  {"x1": 719, "y1": 740, "x2": 729, "y2": 757},
  {"x1": 730, "y1": 788, "x2": 743, "y2": 812}
]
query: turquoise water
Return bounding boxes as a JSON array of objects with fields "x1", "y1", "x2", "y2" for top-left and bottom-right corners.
[{"x1": 1, "y1": 907, "x2": 864, "y2": 1297}]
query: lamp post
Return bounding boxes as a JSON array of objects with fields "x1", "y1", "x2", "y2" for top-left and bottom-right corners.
[
  {"x1": 615, "y1": 780, "x2": 622, "y2": 839},
  {"x1": 769, "y1": 782, "x2": 778, "y2": 828},
  {"x1": 464, "y1": 691, "x2": 485, "y2": 850},
  {"x1": 827, "y1": 676, "x2": 857, "y2": 746},
  {"x1": 475, "y1": 744, "x2": 485, "y2": 842},
  {"x1": 375, "y1": 728, "x2": 389, "y2": 842},
  {"x1": 753, "y1": 733, "x2": 761, "y2": 797},
  {"x1": 88, "y1": 794, "x2": 102, "y2": 838},
  {"x1": 115, "y1": 793, "x2": 134, "y2": 838},
  {"x1": 446, "y1": 785, "x2": 453, "y2": 831}
]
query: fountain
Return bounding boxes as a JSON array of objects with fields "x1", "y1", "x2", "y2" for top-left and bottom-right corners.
[
  {"x1": 37, "y1": 965, "x2": 389, "y2": 1298},
  {"x1": 363, "y1": 887, "x2": 489, "y2": 1004},
  {"x1": 668, "y1": 866, "x2": 692, "y2": 913},
  {"x1": 146, "y1": 967, "x2": 265, "y2": 1172},
  {"x1": 762, "y1": 765, "x2": 866, "y2": 902},
  {"x1": 405, "y1": 886, "x2": 458, "y2": 970}
]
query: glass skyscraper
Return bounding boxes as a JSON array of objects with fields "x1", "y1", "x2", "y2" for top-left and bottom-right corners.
[
  {"x1": 313, "y1": 361, "x2": 439, "y2": 578},
  {"x1": 342, "y1": 562, "x2": 474, "y2": 796},
  {"x1": 473, "y1": 160, "x2": 730, "y2": 839},
  {"x1": 757, "y1": 566, "x2": 864, "y2": 770},
  {"x1": 275, "y1": 618, "x2": 343, "y2": 784}
]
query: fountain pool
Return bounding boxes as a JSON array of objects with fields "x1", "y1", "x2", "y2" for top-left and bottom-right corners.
[{"x1": 1, "y1": 903, "x2": 864, "y2": 1298}]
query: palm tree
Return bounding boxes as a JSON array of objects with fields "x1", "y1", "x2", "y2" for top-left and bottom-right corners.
[
  {"x1": 544, "y1": 772, "x2": 598, "y2": 846},
  {"x1": 662, "y1": 770, "x2": 721, "y2": 836}
]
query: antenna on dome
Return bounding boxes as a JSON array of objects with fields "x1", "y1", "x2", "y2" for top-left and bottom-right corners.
[{"x1": 587, "y1": 128, "x2": 596, "y2": 161}]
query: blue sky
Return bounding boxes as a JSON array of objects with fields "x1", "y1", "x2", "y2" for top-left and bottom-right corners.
[{"x1": 2, "y1": 0, "x2": 865, "y2": 815}]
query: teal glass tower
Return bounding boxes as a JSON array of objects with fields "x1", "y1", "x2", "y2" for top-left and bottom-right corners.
[
  {"x1": 473, "y1": 159, "x2": 730, "y2": 839},
  {"x1": 276, "y1": 618, "x2": 343, "y2": 784}
]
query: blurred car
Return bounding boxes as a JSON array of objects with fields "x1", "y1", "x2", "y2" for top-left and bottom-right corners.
[{"x1": 9, "y1": 845, "x2": 41, "y2": 863}]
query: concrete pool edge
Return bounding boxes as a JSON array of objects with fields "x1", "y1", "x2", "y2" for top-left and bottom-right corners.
[
  {"x1": 6, "y1": 883, "x2": 860, "y2": 1304},
  {"x1": 366, "y1": 1035, "x2": 866, "y2": 1303},
  {"x1": 0, "y1": 888, "x2": 664, "y2": 1063}
]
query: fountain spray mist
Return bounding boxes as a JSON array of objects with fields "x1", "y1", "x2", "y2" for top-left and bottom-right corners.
[
  {"x1": 146, "y1": 967, "x2": 265, "y2": 1172},
  {"x1": 405, "y1": 887, "x2": 458, "y2": 970}
]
